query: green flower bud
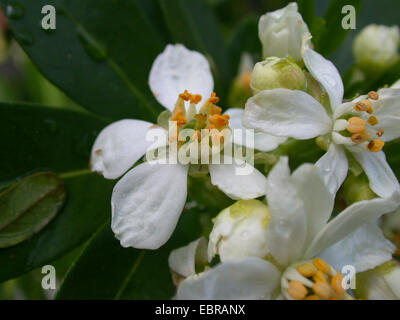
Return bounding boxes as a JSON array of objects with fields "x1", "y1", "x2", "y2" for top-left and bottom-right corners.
[
  {"x1": 250, "y1": 57, "x2": 306, "y2": 94},
  {"x1": 208, "y1": 200, "x2": 270, "y2": 262},
  {"x1": 353, "y1": 24, "x2": 400, "y2": 75},
  {"x1": 355, "y1": 261, "x2": 400, "y2": 300}
]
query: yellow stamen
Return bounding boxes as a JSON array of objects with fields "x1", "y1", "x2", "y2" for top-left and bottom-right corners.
[
  {"x1": 171, "y1": 111, "x2": 188, "y2": 127},
  {"x1": 179, "y1": 90, "x2": 191, "y2": 101},
  {"x1": 368, "y1": 139, "x2": 385, "y2": 152},
  {"x1": 377, "y1": 129, "x2": 384, "y2": 137},
  {"x1": 368, "y1": 116, "x2": 379, "y2": 126},
  {"x1": 287, "y1": 281, "x2": 308, "y2": 300},
  {"x1": 296, "y1": 263, "x2": 317, "y2": 277},
  {"x1": 312, "y1": 281, "x2": 332, "y2": 300},
  {"x1": 351, "y1": 131, "x2": 371, "y2": 143},
  {"x1": 368, "y1": 91, "x2": 379, "y2": 100},
  {"x1": 313, "y1": 270, "x2": 328, "y2": 283},
  {"x1": 313, "y1": 258, "x2": 331, "y2": 274},
  {"x1": 208, "y1": 114, "x2": 230, "y2": 130},
  {"x1": 331, "y1": 274, "x2": 346, "y2": 296},
  {"x1": 354, "y1": 99, "x2": 373, "y2": 114},
  {"x1": 347, "y1": 117, "x2": 366, "y2": 133},
  {"x1": 208, "y1": 92, "x2": 220, "y2": 104}
]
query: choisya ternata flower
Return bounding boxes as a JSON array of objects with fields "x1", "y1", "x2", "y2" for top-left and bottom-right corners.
[
  {"x1": 243, "y1": 37, "x2": 400, "y2": 198},
  {"x1": 169, "y1": 158, "x2": 399, "y2": 300},
  {"x1": 90, "y1": 44, "x2": 275, "y2": 250}
]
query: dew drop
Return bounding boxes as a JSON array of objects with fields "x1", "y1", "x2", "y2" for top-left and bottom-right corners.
[
  {"x1": 76, "y1": 27, "x2": 107, "y2": 62},
  {"x1": 6, "y1": 2, "x2": 24, "y2": 19}
]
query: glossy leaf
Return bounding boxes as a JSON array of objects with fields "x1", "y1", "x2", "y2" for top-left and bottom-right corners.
[
  {"x1": 56, "y1": 206, "x2": 204, "y2": 299},
  {"x1": 314, "y1": 0, "x2": 363, "y2": 57},
  {"x1": 0, "y1": 172, "x2": 66, "y2": 248},
  {"x1": 0, "y1": 103, "x2": 114, "y2": 282},
  {"x1": 0, "y1": 0, "x2": 164, "y2": 121}
]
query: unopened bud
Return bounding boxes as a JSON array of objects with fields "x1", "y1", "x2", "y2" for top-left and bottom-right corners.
[
  {"x1": 353, "y1": 24, "x2": 400, "y2": 74},
  {"x1": 250, "y1": 57, "x2": 306, "y2": 94},
  {"x1": 208, "y1": 200, "x2": 270, "y2": 262}
]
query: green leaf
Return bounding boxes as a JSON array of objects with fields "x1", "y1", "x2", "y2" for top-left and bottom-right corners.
[
  {"x1": 56, "y1": 206, "x2": 204, "y2": 299},
  {"x1": 0, "y1": 103, "x2": 115, "y2": 282},
  {"x1": 0, "y1": 172, "x2": 66, "y2": 248},
  {"x1": 314, "y1": 0, "x2": 363, "y2": 57},
  {"x1": 159, "y1": 0, "x2": 232, "y2": 100},
  {"x1": 0, "y1": 0, "x2": 165, "y2": 121}
]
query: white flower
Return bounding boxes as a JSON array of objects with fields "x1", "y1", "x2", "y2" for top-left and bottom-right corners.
[
  {"x1": 355, "y1": 260, "x2": 400, "y2": 300},
  {"x1": 392, "y1": 79, "x2": 400, "y2": 89},
  {"x1": 90, "y1": 44, "x2": 275, "y2": 250},
  {"x1": 258, "y1": 2, "x2": 310, "y2": 62},
  {"x1": 243, "y1": 42, "x2": 400, "y2": 198},
  {"x1": 171, "y1": 157, "x2": 399, "y2": 300},
  {"x1": 353, "y1": 24, "x2": 400, "y2": 74}
]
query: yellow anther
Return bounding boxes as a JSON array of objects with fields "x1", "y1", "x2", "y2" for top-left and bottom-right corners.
[
  {"x1": 331, "y1": 274, "x2": 346, "y2": 296},
  {"x1": 354, "y1": 99, "x2": 373, "y2": 114},
  {"x1": 208, "y1": 92, "x2": 220, "y2": 104},
  {"x1": 303, "y1": 295, "x2": 320, "y2": 300},
  {"x1": 190, "y1": 94, "x2": 202, "y2": 104},
  {"x1": 179, "y1": 90, "x2": 191, "y2": 101},
  {"x1": 171, "y1": 111, "x2": 188, "y2": 127},
  {"x1": 312, "y1": 281, "x2": 332, "y2": 300},
  {"x1": 313, "y1": 270, "x2": 328, "y2": 283},
  {"x1": 313, "y1": 258, "x2": 331, "y2": 274},
  {"x1": 368, "y1": 139, "x2": 385, "y2": 152},
  {"x1": 368, "y1": 91, "x2": 379, "y2": 100},
  {"x1": 377, "y1": 129, "x2": 384, "y2": 137},
  {"x1": 368, "y1": 116, "x2": 379, "y2": 126},
  {"x1": 287, "y1": 281, "x2": 308, "y2": 300},
  {"x1": 347, "y1": 117, "x2": 366, "y2": 133},
  {"x1": 208, "y1": 114, "x2": 230, "y2": 130},
  {"x1": 296, "y1": 263, "x2": 317, "y2": 277},
  {"x1": 351, "y1": 131, "x2": 371, "y2": 144}
]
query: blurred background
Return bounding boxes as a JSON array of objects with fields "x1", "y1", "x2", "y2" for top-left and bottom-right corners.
[{"x1": 0, "y1": 0, "x2": 399, "y2": 299}]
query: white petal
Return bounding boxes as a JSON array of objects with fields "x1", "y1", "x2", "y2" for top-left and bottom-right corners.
[
  {"x1": 209, "y1": 159, "x2": 266, "y2": 200},
  {"x1": 292, "y1": 163, "x2": 335, "y2": 246},
  {"x1": 111, "y1": 162, "x2": 188, "y2": 249},
  {"x1": 266, "y1": 157, "x2": 307, "y2": 266},
  {"x1": 304, "y1": 196, "x2": 399, "y2": 259},
  {"x1": 224, "y1": 108, "x2": 287, "y2": 152},
  {"x1": 352, "y1": 151, "x2": 400, "y2": 198},
  {"x1": 91, "y1": 120, "x2": 154, "y2": 179},
  {"x1": 258, "y1": 2, "x2": 310, "y2": 62},
  {"x1": 149, "y1": 44, "x2": 214, "y2": 111},
  {"x1": 377, "y1": 116, "x2": 400, "y2": 142},
  {"x1": 316, "y1": 143, "x2": 349, "y2": 195},
  {"x1": 243, "y1": 89, "x2": 332, "y2": 139},
  {"x1": 392, "y1": 79, "x2": 400, "y2": 88},
  {"x1": 333, "y1": 96, "x2": 367, "y2": 120},
  {"x1": 168, "y1": 237, "x2": 208, "y2": 278},
  {"x1": 303, "y1": 48, "x2": 344, "y2": 111},
  {"x1": 373, "y1": 88, "x2": 400, "y2": 118},
  {"x1": 176, "y1": 258, "x2": 281, "y2": 300},
  {"x1": 320, "y1": 223, "x2": 395, "y2": 273}
]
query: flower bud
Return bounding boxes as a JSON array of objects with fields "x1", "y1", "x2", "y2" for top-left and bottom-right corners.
[
  {"x1": 355, "y1": 261, "x2": 400, "y2": 300},
  {"x1": 250, "y1": 57, "x2": 306, "y2": 94},
  {"x1": 208, "y1": 200, "x2": 270, "y2": 262},
  {"x1": 353, "y1": 24, "x2": 400, "y2": 74},
  {"x1": 228, "y1": 53, "x2": 254, "y2": 109}
]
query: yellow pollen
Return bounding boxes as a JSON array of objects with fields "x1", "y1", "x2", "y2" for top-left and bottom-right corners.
[
  {"x1": 347, "y1": 117, "x2": 366, "y2": 133},
  {"x1": 354, "y1": 99, "x2": 373, "y2": 114},
  {"x1": 331, "y1": 274, "x2": 346, "y2": 296},
  {"x1": 368, "y1": 116, "x2": 379, "y2": 126},
  {"x1": 179, "y1": 90, "x2": 202, "y2": 104},
  {"x1": 313, "y1": 270, "x2": 328, "y2": 283},
  {"x1": 179, "y1": 90, "x2": 191, "y2": 101},
  {"x1": 368, "y1": 139, "x2": 385, "y2": 152},
  {"x1": 312, "y1": 281, "x2": 332, "y2": 300},
  {"x1": 208, "y1": 114, "x2": 230, "y2": 130},
  {"x1": 377, "y1": 129, "x2": 384, "y2": 137},
  {"x1": 171, "y1": 111, "x2": 188, "y2": 127},
  {"x1": 313, "y1": 258, "x2": 331, "y2": 274},
  {"x1": 351, "y1": 131, "x2": 371, "y2": 144},
  {"x1": 296, "y1": 263, "x2": 317, "y2": 277},
  {"x1": 368, "y1": 91, "x2": 379, "y2": 100},
  {"x1": 287, "y1": 281, "x2": 308, "y2": 300},
  {"x1": 208, "y1": 92, "x2": 220, "y2": 104}
]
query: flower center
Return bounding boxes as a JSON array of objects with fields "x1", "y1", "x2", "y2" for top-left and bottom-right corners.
[
  {"x1": 334, "y1": 91, "x2": 385, "y2": 152},
  {"x1": 281, "y1": 258, "x2": 354, "y2": 300},
  {"x1": 168, "y1": 90, "x2": 231, "y2": 150}
]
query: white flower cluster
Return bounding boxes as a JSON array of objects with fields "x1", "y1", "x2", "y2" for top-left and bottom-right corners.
[{"x1": 90, "y1": 2, "x2": 400, "y2": 299}]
